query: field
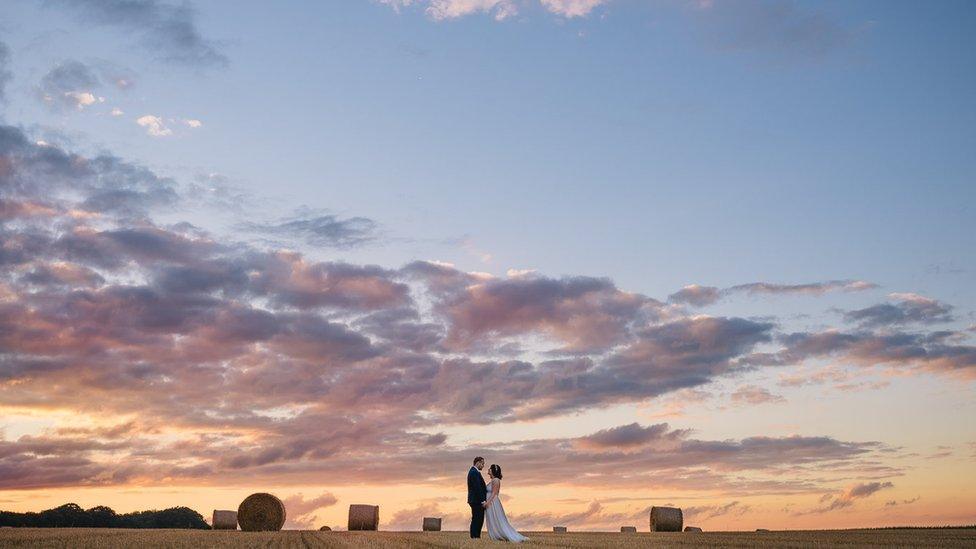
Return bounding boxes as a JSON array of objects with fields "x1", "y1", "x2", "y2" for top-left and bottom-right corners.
[{"x1": 1, "y1": 528, "x2": 975, "y2": 548}]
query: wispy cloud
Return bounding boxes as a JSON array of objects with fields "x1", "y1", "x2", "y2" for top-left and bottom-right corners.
[
  {"x1": 685, "y1": 500, "x2": 751, "y2": 521},
  {"x1": 762, "y1": 330, "x2": 976, "y2": 378},
  {"x1": 800, "y1": 482, "x2": 894, "y2": 514},
  {"x1": 730, "y1": 385, "x2": 785, "y2": 406},
  {"x1": 669, "y1": 280, "x2": 877, "y2": 307},
  {"x1": 0, "y1": 41, "x2": 12, "y2": 102},
  {"x1": 35, "y1": 60, "x2": 102, "y2": 111},
  {"x1": 378, "y1": 0, "x2": 608, "y2": 21},
  {"x1": 885, "y1": 496, "x2": 920, "y2": 507},
  {"x1": 844, "y1": 293, "x2": 954, "y2": 328},
  {"x1": 281, "y1": 492, "x2": 338, "y2": 529},
  {"x1": 241, "y1": 211, "x2": 378, "y2": 249},
  {"x1": 135, "y1": 115, "x2": 202, "y2": 137},
  {"x1": 48, "y1": 0, "x2": 228, "y2": 67},
  {"x1": 136, "y1": 114, "x2": 172, "y2": 137},
  {"x1": 690, "y1": 0, "x2": 854, "y2": 60},
  {"x1": 539, "y1": 0, "x2": 608, "y2": 18}
]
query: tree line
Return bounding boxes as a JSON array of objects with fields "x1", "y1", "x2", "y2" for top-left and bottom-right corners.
[{"x1": 0, "y1": 503, "x2": 210, "y2": 529}]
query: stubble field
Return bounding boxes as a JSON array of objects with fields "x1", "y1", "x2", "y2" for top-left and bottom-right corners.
[{"x1": 1, "y1": 528, "x2": 975, "y2": 548}]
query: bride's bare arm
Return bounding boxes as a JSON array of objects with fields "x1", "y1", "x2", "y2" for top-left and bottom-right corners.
[{"x1": 486, "y1": 478, "x2": 501, "y2": 505}]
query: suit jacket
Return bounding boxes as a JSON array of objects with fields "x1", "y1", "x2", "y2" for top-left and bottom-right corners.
[{"x1": 467, "y1": 466, "x2": 487, "y2": 506}]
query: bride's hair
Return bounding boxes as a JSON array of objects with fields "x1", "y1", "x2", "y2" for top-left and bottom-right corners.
[{"x1": 489, "y1": 464, "x2": 502, "y2": 479}]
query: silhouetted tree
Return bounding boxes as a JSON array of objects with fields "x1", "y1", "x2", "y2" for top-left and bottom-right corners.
[{"x1": 0, "y1": 504, "x2": 209, "y2": 529}]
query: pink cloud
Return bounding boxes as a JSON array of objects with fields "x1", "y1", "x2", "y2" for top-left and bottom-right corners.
[{"x1": 0, "y1": 125, "x2": 949, "y2": 500}]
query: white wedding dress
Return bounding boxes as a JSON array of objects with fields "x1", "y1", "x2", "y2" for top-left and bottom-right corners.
[{"x1": 485, "y1": 479, "x2": 528, "y2": 542}]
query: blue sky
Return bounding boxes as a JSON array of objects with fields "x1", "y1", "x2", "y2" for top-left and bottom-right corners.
[
  {"x1": 4, "y1": 0, "x2": 973, "y2": 306},
  {"x1": 0, "y1": 0, "x2": 974, "y2": 530}
]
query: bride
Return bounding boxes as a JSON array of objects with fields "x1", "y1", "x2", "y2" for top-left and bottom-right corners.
[{"x1": 483, "y1": 464, "x2": 528, "y2": 542}]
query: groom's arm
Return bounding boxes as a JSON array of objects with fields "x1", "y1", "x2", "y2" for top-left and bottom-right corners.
[{"x1": 467, "y1": 469, "x2": 477, "y2": 501}]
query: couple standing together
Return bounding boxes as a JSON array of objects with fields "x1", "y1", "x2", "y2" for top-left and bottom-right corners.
[{"x1": 466, "y1": 456, "x2": 528, "y2": 542}]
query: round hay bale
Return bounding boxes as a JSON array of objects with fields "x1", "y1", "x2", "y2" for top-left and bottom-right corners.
[
  {"x1": 650, "y1": 506, "x2": 682, "y2": 532},
  {"x1": 620, "y1": 526, "x2": 637, "y2": 533},
  {"x1": 422, "y1": 517, "x2": 442, "y2": 531},
  {"x1": 212, "y1": 510, "x2": 237, "y2": 530},
  {"x1": 319, "y1": 526, "x2": 332, "y2": 531},
  {"x1": 348, "y1": 504, "x2": 379, "y2": 531},
  {"x1": 553, "y1": 526, "x2": 567, "y2": 533},
  {"x1": 684, "y1": 526, "x2": 702, "y2": 532},
  {"x1": 237, "y1": 493, "x2": 286, "y2": 532}
]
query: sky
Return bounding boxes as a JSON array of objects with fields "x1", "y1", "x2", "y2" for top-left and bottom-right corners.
[{"x1": 0, "y1": 0, "x2": 974, "y2": 532}]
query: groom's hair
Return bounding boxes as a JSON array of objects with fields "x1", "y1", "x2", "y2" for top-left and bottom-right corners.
[{"x1": 473, "y1": 456, "x2": 484, "y2": 465}]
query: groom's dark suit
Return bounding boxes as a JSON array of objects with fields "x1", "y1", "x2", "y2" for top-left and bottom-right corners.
[{"x1": 467, "y1": 466, "x2": 487, "y2": 538}]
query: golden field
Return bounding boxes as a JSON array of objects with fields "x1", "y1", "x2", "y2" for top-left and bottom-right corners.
[{"x1": 0, "y1": 528, "x2": 974, "y2": 548}]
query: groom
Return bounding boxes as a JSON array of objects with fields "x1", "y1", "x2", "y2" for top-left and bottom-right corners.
[{"x1": 467, "y1": 456, "x2": 487, "y2": 538}]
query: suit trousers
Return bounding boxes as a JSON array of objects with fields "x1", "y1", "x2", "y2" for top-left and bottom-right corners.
[{"x1": 469, "y1": 503, "x2": 485, "y2": 538}]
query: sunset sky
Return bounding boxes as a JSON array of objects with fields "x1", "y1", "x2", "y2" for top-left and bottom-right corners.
[{"x1": 0, "y1": 0, "x2": 974, "y2": 532}]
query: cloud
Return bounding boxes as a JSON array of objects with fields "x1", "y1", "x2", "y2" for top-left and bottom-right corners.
[
  {"x1": 136, "y1": 115, "x2": 171, "y2": 137},
  {"x1": 33, "y1": 59, "x2": 137, "y2": 113},
  {"x1": 354, "y1": 308, "x2": 444, "y2": 353},
  {"x1": 670, "y1": 280, "x2": 877, "y2": 307},
  {"x1": 778, "y1": 366, "x2": 852, "y2": 388},
  {"x1": 600, "y1": 317, "x2": 774, "y2": 394},
  {"x1": 777, "y1": 366, "x2": 890, "y2": 393},
  {"x1": 0, "y1": 41, "x2": 11, "y2": 102},
  {"x1": 182, "y1": 119, "x2": 203, "y2": 128},
  {"x1": 668, "y1": 284, "x2": 721, "y2": 307},
  {"x1": 67, "y1": 91, "x2": 99, "y2": 108},
  {"x1": 692, "y1": 0, "x2": 854, "y2": 59},
  {"x1": 0, "y1": 125, "x2": 179, "y2": 220},
  {"x1": 731, "y1": 280, "x2": 878, "y2": 297},
  {"x1": 684, "y1": 500, "x2": 750, "y2": 521},
  {"x1": 730, "y1": 385, "x2": 785, "y2": 405},
  {"x1": 429, "y1": 274, "x2": 659, "y2": 353},
  {"x1": 247, "y1": 255, "x2": 411, "y2": 311},
  {"x1": 281, "y1": 492, "x2": 338, "y2": 529},
  {"x1": 801, "y1": 482, "x2": 894, "y2": 514},
  {"x1": 844, "y1": 293, "x2": 954, "y2": 327},
  {"x1": 380, "y1": 0, "x2": 609, "y2": 21},
  {"x1": 510, "y1": 501, "x2": 615, "y2": 530},
  {"x1": 425, "y1": 0, "x2": 519, "y2": 21},
  {"x1": 0, "y1": 124, "x2": 929, "y2": 497},
  {"x1": 241, "y1": 211, "x2": 378, "y2": 249},
  {"x1": 506, "y1": 268, "x2": 536, "y2": 278},
  {"x1": 510, "y1": 497, "x2": 744, "y2": 530},
  {"x1": 377, "y1": 0, "x2": 414, "y2": 14},
  {"x1": 768, "y1": 330, "x2": 976, "y2": 378},
  {"x1": 846, "y1": 481, "x2": 893, "y2": 499},
  {"x1": 386, "y1": 501, "x2": 467, "y2": 530},
  {"x1": 49, "y1": 0, "x2": 228, "y2": 67},
  {"x1": 576, "y1": 423, "x2": 686, "y2": 450},
  {"x1": 35, "y1": 60, "x2": 102, "y2": 111},
  {"x1": 379, "y1": 0, "x2": 850, "y2": 63},
  {"x1": 21, "y1": 262, "x2": 105, "y2": 288},
  {"x1": 539, "y1": 0, "x2": 608, "y2": 18},
  {"x1": 885, "y1": 496, "x2": 920, "y2": 507},
  {"x1": 458, "y1": 236, "x2": 493, "y2": 264}
]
